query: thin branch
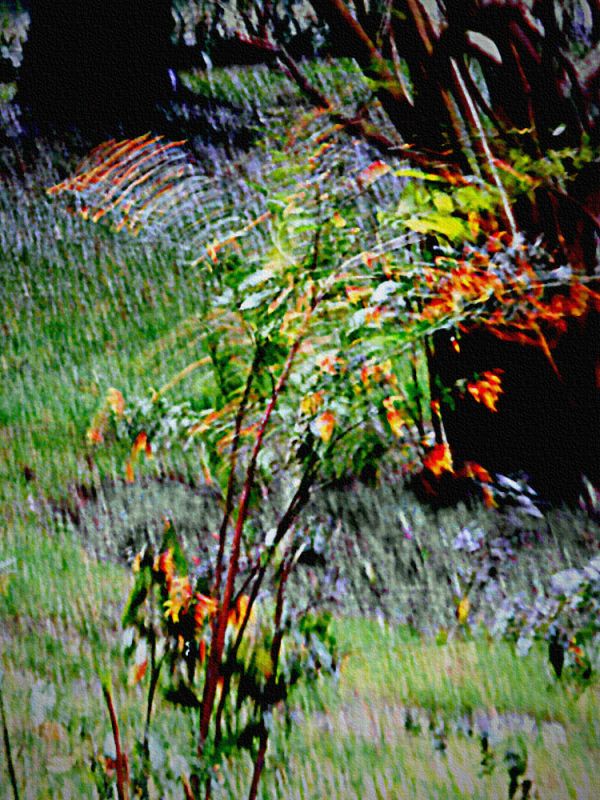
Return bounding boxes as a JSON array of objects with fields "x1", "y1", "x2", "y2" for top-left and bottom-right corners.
[
  {"x1": 276, "y1": 47, "x2": 332, "y2": 109},
  {"x1": 247, "y1": 724, "x2": 268, "y2": 800},
  {"x1": 0, "y1": 680, "x2": 19, "y2": 800},
  {"x1": 182, "y1": 775, "x2": 195, "y2": 800},
  {"x1": 424, "y1": 337, "x2": 444, "y2": 446},
  {"x1": 246, "y1": 554, "x2": 292, "y2": 800},
  {"x1": 199, "y1": 307, "x2": 316, "y2": 754},
  {"x1": 410, "y1": 342, "x2": 426, "y2": 439},
  {"x1": 142, "y1": 635, "x2": 162, "y2": 760},
  {"x1": 230, "y1": 450, "x2": 320, "y2": 661},
  {"x1": 102, "y1": 684, "x2": 129, "y2": 800},
  {"x1": 308, "y1": 0, "x2": 414, "y2": 130},
  {"x1": 450, "y1": 57, "x2": 517, "y2": 238},
  {"x1": 214, "y1": 342, "x2": 264, "y2": 599}
]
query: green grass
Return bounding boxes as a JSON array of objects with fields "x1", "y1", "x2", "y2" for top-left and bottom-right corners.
[{"x1": 0, "y1": 65, "x2": 599, "y2": 798}]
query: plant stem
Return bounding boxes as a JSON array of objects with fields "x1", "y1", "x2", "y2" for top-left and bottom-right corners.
[
  {"x1": 210, "y1": 453, "x2": 319, "y2": 760},
  {"x1": 214, "y1": 342, "x2": 263, "y2": 599},
  {"x1": 231, "y1": 451, "x2": 319, "y2": 656},
  {"x1": 0, "y1": 681, "x2": 19, "y2": 800},
  {"x1": 181, "y1": 774, "x2": 194, "y2": 800},
  {"x1": 424, "y1": 337, "x2": 444, "y2": 445},
  {"x1": 102, "y1": 684, "x2": 129, "y2": 800},
  {"x1": 449, "y1": 57, "x2": 517, "y2": 239},
  {"x1": 143, "y1": 637, "x2": 162, "y2": 760},
  {"x1": 247, "y1": 725, "x2": 269, "y2": 800},
  {"x1": 199, "y1": 326, "x2": 310, "y2": 758},
  {"x1": 410, "y1": 342, "x2": 426, "y2": 439}
]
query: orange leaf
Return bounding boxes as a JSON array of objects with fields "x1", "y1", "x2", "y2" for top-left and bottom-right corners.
[
  {"x1": 132, "y1": 660, "x2": 148, "y2": 684},
  {"x1": 316, "y1": 353, "x2": 345, "y2": 375},
  {"x1": 467, "y1": 369, "x2": 504, "y2": 412},
  {"x1": 357, "y1": 160, "x2": 391, "y2": 187},
  {"x1": 386, "y1": 409, "x2": 404, "y2": 437},
  {"x1": 383, "y1": 397, "x2": 405, "y2": 438},
  {"x1": 87, "y1": 427, "x2": 104, "y2": 445},
  {"x1": 423, "y1": 443, "x2": 453, "y2": 477},
  {"x1": 462, "y1": 461, "x2": 492, "y2": 483},
  {"x1": 365, "y1": 306, "x2": 382, "y2": 327},
  {"x1": 481, "y1": 485, "x2": 498, "y2": 509},
  {"x1": 131, "y1": 431, "x2": 152, "y2": 460},
  {"x1": 198, "y1": 639, "x2": 206, "y2": 664},
  {"x1": 194, "y1": 593, "x2": 218, "y2": 630},
  {"x1": 153, "y1": 549, "x2": 175, "y2": 582},
  {"x1": 106, "y1": 387, "x2": 125, "y2": 416},
  {"x1": 315, "y1": 410, "x2": 335, "y2": 443}
]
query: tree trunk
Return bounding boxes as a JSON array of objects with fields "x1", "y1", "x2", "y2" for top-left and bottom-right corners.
[{"x1": 18, "y1": 1, "x2": 175, "y2": 135}]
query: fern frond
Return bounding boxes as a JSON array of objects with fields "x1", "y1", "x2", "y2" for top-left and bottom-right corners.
[
  {"x1": 46, "y1": 125, "x2": 412, "y2": 270},
  {"x1": 48, "y1": 133, "x2": 274, "y2": 263}
]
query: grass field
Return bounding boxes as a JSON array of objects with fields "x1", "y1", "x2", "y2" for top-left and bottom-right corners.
[{"x1": 1, "y1": 65, "x2": 599, "y2": 799}]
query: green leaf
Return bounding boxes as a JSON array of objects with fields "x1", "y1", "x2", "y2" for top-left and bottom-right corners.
[
  {"x1": 432, "y1": 192, "x2": 453, "y2": 213},
  {"x1": 394, "y1": 168, "x2": 447, "y2": 182},
  {"x1": 160, "y1": 523, "x2": 188, "y2": 575},
  {"x1": 240, "y1": 288, "x2": 276, "y2": 310},
  {"x1": 122, "y1": 565, "x2": 152, "y2": 627},
  {"x1": 238, "y1": 269, "x2": 274, "y2": 291},
  {"x1": 404, "y1": 214, "x2": 466, "y2": 241}
]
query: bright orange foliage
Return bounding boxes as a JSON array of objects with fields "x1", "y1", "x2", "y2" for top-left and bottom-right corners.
[
  {"x1": 466, "y1": 369, "x2": 504, "y2": 412},
  {"x1": 422, "y1": 443, "x2": 453, "y2": 476},
  {"x1": 345, "y1": 285, "x2": 372, "y2": 304},
  {"x1": 164, "y1": 576, "x2": 193, "y2": 623},
  {"x1": 383, "y1": 397, "x2": 405, "y2": 438},
  {"x1": 315, "y1": 410, "x2": 336, "y2": 442}
]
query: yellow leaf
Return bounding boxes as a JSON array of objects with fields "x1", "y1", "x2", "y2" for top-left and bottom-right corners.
[
  {"x1": 300, "y1": 391, "x2": 324, "y2": 416},
  {"x1": 433, "y1": 191, "x2": 453, "y2": 213},
  {"x1": 255, "y1": 648, "x2": 274, "y2": 678},
  {"x1": 386, "y1": 408, "x2": 405, "y2": 438},
  {"x1": 383, "y1": 397, "x2": 405, "y2": 437},
  {"x1": 456, "y1": 596, "x2": 470, "y2": 624},
  {"x1": 423, "y1": 443, "x2": 453, "y2": 476}
]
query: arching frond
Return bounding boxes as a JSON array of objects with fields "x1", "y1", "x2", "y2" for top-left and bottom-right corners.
[{"x1": 46, "y1": 127, "x2": 411, "y2": 269}]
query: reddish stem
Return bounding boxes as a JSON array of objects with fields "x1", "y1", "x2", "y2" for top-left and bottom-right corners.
[
  {"x1": 247, "y1": 726, "x2": 269, "y2": 800},
  {"x1": 102, "y1": 685, "x2": 129, "y2": 800},
  {"x1": 199, "y1": 327, "x2": 309, "y2": 754},
  {"x1": 214, "y1": 343, "x2": 263, "y2": 599}
]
